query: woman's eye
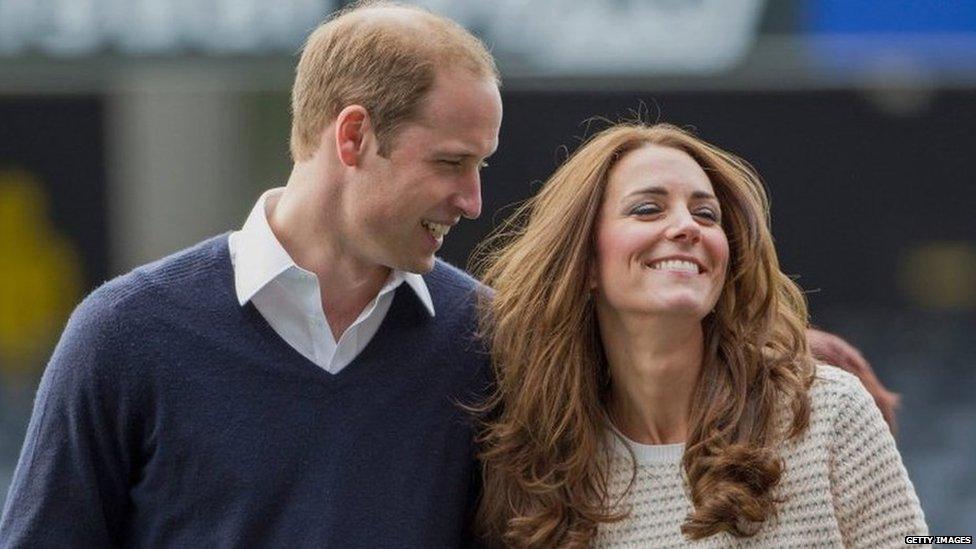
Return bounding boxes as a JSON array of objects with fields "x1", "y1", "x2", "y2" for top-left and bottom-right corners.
[
  {"x1": 695, "y1": 209, "x2": 720, "y2": 222},
  {"x1": 630, "y1": 203, "x2": 661, "y2": 216}
]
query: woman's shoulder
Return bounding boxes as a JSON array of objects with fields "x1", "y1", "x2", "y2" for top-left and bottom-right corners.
[
  {"x1": 811, "y1": 363, "x2": 868, "y2": 396},
  {"x1": 773, "y1": 364, "x2": 891, "y2": 494},
  {"x1": 809, "y1": 363, "x2": 875, "y2": 410},
  {"x1": 773, "y1": 363, "x2": 879, "y2": 452},
  {"x1": 803, "y1": 363, "x2": 887, "y2": 443}
]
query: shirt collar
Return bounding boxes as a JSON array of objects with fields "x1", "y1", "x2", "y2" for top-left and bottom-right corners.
[
  {"x1": 232, "y1": 188, "x2": 435, "y2": 317},
  {"x1": 401, "y1": 271, "x2": 436, "y2": 317},
  {"x1": 232, "y1": 189, "x2": 296, "y2": 306}
]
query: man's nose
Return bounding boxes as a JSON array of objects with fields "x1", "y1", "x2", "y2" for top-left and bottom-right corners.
[{"x1": 455, "y1": 169, "x2": 482, "y2": 220}]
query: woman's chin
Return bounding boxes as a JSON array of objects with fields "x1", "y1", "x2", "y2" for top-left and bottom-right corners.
[{"x1": 641, "y1": 300, "x2": 713, "y2": 321}]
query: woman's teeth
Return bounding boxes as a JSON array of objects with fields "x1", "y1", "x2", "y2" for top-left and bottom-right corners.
[
  {"x1": 648, "y1": 259, "x2": 700, "y2": 274},
  {"x1": 422, "y1": 220, "x2": 451, "y2": 238}
]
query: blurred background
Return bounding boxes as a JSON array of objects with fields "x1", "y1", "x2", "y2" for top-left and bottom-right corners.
[{"x1": 1, "y1": 0, "x2": 974, "y2": 534}]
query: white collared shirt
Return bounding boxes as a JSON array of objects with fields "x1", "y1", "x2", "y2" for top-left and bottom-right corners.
[{"x1": 227, "y1": 188, "x2": 435, "y2": 374}]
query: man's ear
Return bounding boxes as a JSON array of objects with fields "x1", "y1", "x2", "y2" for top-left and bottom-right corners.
[{"x1": 334, "y1": 105, "x2": 370, "y2": 167}]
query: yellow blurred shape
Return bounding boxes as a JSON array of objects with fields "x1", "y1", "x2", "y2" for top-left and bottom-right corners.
[
  {"x1": 0, "y1": 169, "x2": 82, "y2": 376},
  {"x1": 899, "y1": 241, "x2": 976, "y2": 311}
]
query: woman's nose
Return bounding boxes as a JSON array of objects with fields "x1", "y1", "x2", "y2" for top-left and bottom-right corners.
[{"x1": 665, "y1": 209, "x2": 701, "y2": 243}]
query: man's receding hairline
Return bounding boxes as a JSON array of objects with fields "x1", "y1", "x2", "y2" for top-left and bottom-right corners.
[
  {"x1": 340, "y1": 3, "x2": 441, "y2": 35},
  {"x1": 410, "y1": 67, "x2": 501, "y2": 129},
  {"x1": 332, "y1": 1, "x2": 500, "y2": 86}
]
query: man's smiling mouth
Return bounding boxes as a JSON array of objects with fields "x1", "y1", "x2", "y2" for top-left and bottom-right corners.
[{"x1": 421, "y1": 220, "x2": 452, "y2": 238}]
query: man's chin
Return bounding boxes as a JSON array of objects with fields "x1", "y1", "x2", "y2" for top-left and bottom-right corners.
[{"x1": 398, "y1": 255, "x2": 437, "y2": 275}]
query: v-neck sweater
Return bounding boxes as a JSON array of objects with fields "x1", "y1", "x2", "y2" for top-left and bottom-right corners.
[{"x1": 0, "y1": 234, "x2": 491, "y2": 548}]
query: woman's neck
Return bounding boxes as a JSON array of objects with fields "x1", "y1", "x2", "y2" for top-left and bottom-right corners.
[{"x1": 599, "y1": 310, "x2": 703, "y2": 445}]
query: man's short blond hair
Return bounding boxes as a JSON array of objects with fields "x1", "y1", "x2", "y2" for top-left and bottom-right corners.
[{"x1": 290, "y1": 1, "x2": 500, "y2": 161}]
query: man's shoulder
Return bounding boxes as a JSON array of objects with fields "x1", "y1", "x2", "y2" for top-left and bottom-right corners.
[
  {"x1": 423, "y1": 258, "x2": 491, "y2": 314},
  {"x1": 129, "y1": 233, "x2": 231, "y2": 286},
  {"x1": 426, "y1": 258, "x2": 485, "y2": 293},
  {"x1": 85, "y1": 233, "x2": 231, "y2": 317}
]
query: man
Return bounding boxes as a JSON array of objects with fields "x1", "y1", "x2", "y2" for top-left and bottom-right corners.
[
  {"x1": 1, "y1": 2, "x2": 500, "y2": 547},
  {"x1": 0, "y1": 1, "x2": 896, "y2": 547}
]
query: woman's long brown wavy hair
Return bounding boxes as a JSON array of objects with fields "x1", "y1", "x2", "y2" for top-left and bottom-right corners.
[{"x1": 470, "y1": 123, "x2": 815, "y2": 547}]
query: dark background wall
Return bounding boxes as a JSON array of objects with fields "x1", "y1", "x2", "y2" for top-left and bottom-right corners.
[{"x1": 0, "y1": 97, "x2": 109, "y2": 290}]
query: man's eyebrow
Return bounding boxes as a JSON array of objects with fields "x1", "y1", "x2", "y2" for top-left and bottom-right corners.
[
  {"x1": 623, "y1": 186, "x2": 718, "y2": 201},
  {"x1": 432, "y1": 149, "x2": 495, "y2": 159}
]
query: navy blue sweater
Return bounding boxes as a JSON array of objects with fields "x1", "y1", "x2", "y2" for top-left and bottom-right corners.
[{"x1": 0, "y1": 235, "x2": 491, "y2": 548}]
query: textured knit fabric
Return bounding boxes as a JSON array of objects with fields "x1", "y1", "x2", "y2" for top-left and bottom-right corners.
[
  {"x1": 594, "y1": 365, "x2": 928, "y2": 548},
  {"x1": 0, "y1": 234, "x2": 491, "y2": 548}
]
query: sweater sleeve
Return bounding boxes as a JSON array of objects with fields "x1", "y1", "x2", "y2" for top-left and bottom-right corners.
[
  {"x1": 827, "y1": 369, "x2": 928, "y2": 547},
  {"x1": 0, "y1": 289, "x2": 137, "y2": 548}
]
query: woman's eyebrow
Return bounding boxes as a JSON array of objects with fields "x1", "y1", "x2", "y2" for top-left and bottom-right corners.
[
  {"x1": 692, "y1": 191, "x2": 718, "y2": 201},
  {"x1": 623, "y1": 186, "x2": 717, "y2": 201},
  {"x1": 623, "y1": 185, "x2": 668, "y2": 199}
]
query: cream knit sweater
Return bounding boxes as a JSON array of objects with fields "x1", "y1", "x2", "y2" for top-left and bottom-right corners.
[{"x1": 594, "y1": 365, "x2": 927, "y2": 548}]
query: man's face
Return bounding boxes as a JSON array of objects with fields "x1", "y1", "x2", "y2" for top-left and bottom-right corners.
[{"x1": 345, "y1": 70, "x2": 502, "y2": 273}]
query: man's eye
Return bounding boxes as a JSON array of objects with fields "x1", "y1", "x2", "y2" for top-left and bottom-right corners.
[
  {"x1": 479, "y1": 160, "x2": 489, "y2": 169},
  {"x1": 439, "y1": 159, "x2": 462, "y2": 168}
]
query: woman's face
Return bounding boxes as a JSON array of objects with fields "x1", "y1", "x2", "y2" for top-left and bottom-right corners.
[{"x1": 593, "y1": 144, "x2": 729, "y2": 321}]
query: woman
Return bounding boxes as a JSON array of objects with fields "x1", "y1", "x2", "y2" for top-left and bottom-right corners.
[{"x1": 472, "y1": 123, "x2": 926, "y2": 547}]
